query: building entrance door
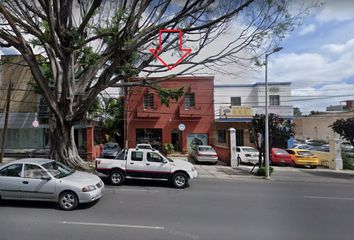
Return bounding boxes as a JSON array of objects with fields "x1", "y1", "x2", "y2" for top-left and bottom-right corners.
[{"x1": 171, "y1": 129, "x2": 181, "y2": 152}]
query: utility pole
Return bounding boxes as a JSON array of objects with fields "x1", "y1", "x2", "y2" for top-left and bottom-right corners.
[
  {"x1": 0, "y1": 80, "x2": 12, "y2": 163},
  {"x1": 264, "y1": 47, "x2": 283, "y2": 179}
]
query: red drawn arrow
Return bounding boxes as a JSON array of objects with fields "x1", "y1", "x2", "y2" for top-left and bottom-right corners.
[{"x1": 149, "y1": 29, "x2": 192, "y2": 70}]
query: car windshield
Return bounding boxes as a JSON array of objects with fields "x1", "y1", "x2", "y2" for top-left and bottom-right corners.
[
  {"x1": 104, "y1": 143, "x2": 118, "y2": 149},
  {"x1": 298, "y1": 151, "x2": 314, "y2": 156},
  {"x1": 244, "y1": 148, "x2": 258, "y2": 152},
  {"x1": 198, "y1": 146, "x2": 215, "y2": 152},
  {"x1": 275, "y1": 149, "x2": 288, "y2": 154},
  {"x1": 42, "y1": 161, "x2": 75, "y2": 178}
]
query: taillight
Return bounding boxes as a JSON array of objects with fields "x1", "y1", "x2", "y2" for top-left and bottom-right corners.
[{"x1": 95, "y1": 160, "x2": 101, "y2": 168}]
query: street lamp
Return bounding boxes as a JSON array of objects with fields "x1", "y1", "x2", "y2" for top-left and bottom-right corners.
[{"x1": 265, "y1": 47, "x2": 283, "y2": 179}]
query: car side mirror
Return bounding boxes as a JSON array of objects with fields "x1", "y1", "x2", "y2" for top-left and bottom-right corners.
[{"x1": 163, "y1": 159, "x2": 168, "y2": 164}]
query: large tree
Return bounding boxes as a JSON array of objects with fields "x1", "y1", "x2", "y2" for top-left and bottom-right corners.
[
  {"x1": 0, "y1": 0, "x2": 310, "y2": 169},
  {"x1": 331, "y1": 118, "x2": 354, "y2": 147},
  {"x1": 249, "y1": 113, "x2": 295, "y2": 166}
]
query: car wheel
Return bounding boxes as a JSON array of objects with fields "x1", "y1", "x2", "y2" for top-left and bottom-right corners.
[
  {"x1": 291, "y1": 161, "x2": 297, "y2": 167},
  {"x1": 171, "y1": 172, "x2": 189, "y2": 189},
  {"x1": 109, "y1": 170, "x2": 125, "y2": 186},
  {"x1": 310, "y1": 166, "x2": 317, "y2": 169},
  {"x1": 59, "y1": 191, "x2": 78, "y2": 211}
]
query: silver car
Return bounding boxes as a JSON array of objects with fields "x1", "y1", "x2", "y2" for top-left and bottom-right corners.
[
  {"x1": 190, "y1": 145, "x2": 218, "y2": 164},
  {"x1": 0, "y1": 158, "x2": 104, "y2": 210}
]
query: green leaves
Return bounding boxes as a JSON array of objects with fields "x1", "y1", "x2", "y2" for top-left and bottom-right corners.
[
  {"x1": 155, "y1": 86, "x2": 184, "y2": 107},
  {"x1": 331, "y1": 118, "x2": 354, "y2": 146}
]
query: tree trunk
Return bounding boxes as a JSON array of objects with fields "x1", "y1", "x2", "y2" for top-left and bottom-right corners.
[{"x1": 49, "y1": 117, "x2": 91, "y2": 171}]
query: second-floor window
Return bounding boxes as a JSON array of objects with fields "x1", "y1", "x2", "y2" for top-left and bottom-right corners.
[
  {"x1": 184, "y1": 93, "x2": 195, "y2": 109},
  {"x1": 144, "y1": 93, "x2": 154, "y2": 109},
  {"x1": 231, "y1": 97, "x2": 241, "y2": 106},
  {"x1": 38, "y1": 95, "x2": 49, "y2": 114},
  {"x1": 269, "y1": 95, "x2": 280, "y2": 106}
]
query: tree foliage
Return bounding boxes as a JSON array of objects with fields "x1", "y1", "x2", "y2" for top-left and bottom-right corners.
[
  {"x1": 331, "y1": 118, "x2": 354, "y2": 147},
  {"x1": 0, "y1": 0, "x2": 313, "y2": 168},
  {"x1": 249, "y1": 113, "x2": 295, "y2": 166}
]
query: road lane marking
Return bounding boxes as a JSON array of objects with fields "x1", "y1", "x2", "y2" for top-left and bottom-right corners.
[
  {"x1": 60, "y1": 221, "x2": 164, "y2": 230},
  {"x1": 304, "y1": 196, "x2": 354, "y2": 201},
  {"x1": 105, "y1": 188, "x2": 159, "y2": 193}
]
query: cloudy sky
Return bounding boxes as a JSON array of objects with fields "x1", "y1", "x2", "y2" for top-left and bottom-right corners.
[{"x1": 254, "y1": 0, "x2": 354, "y2": 113}]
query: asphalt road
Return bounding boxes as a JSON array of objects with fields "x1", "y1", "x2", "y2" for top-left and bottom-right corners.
[{"x1": 1, "y1": 178, "x2": 354, "y2": 240}]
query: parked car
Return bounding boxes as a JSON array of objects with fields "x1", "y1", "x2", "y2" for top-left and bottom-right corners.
[
  {"x1": 190, "y1": 145, "x2": 218, "y2": 164},
  {"x1": 341, "y1": 141, "x2": 354, "y2": 152},
  {"x1": 293, "y1": 144, "x2": 311, "y2": 150},
  {"x1": 236, "y1": 146, "x2": 260, "y2": 165},
  {"x1": 270, "y1": 148, "x2": 292, "y2": 165},
  {"x1": 95, "y1": 148, "x2": 197, "y2": 188},
  {"x1": 136, "y1": 143, "x2": 153, "y2": 150},
  {"x1": 0, "y1": 158, "x2": 104, "y2": 210},
  {"x1": 101, "y1": 142, "x2": 121, "y2": 159},
  {"x1": 286, "y1": 149, "x2": 320, "y2": 168}
]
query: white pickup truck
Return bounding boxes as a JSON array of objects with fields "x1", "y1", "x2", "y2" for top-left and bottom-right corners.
[{"x1": 95, "y1": 148, "x2": 198, "y2": 188}]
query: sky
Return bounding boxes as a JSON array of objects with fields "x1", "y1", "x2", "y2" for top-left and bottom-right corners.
[
  {"x1": 253, "y1": 0, "x2": 354, "y2": 113},
  {"x1": 1, "y1": 0, "x2": 354, "y2": 114}
]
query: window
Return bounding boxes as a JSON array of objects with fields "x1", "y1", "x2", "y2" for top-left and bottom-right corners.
[
  {"x1": 236, "y1": 129, "x2": 244, "y2": 146},
  {"x1": 147, "y1": 152, "x2": 165, "y2": 163},
  {"x1": 236, "y1": 147, "x2": 240, "y2": 152},
  {"x1": 115, "y1": 149, "x2": 127, "y2": 160},
  {"x1": 217, "y1": 130, "x2": 226, "y2": 143},
  {"x1": 24, "y1": 164, "x2": 49, "y2": 179},
  {"x1": 231, "y1": 97, "x2": 241, "y2": 106},
  {"x1": 269, "y1": 95, "x2": 280, "y2": 106},
  {"x1": 0, "y1": 164, "x2": 23, "y2": 177},
  {"x1": 131, "y1": 151, "x2": 144, "y2": 161},
  {"x1": 184, "y1": 93, "x2": 195, "y2": 109},
  {"x1": 144, "y1": 93, "x2": 154, "y2": 109}
]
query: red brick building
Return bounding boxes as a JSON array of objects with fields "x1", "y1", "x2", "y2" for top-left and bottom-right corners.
[{"x1": 125, "y1": 76, "x2": 214, "y2": 153}]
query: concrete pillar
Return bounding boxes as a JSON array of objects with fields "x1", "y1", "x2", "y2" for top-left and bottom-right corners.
[
  {"x1": 229, "y1": 128, "x2": 238, "y2": 168},
  {"x1": 334, "y1": 138, "x2": 343, "y2": 170}
]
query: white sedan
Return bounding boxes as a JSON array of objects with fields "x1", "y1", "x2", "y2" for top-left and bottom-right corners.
[
  {"x1": 236, "y1": 146, "x2": 260, "y2": 165},
  {"x1": 0, "y1": 158, "x2": 104, "y2": 210}
]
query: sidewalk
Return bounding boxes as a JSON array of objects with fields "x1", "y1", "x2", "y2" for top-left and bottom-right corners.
[{"x1": 169, "y1": 155, "x2": 354, "y2": 183}]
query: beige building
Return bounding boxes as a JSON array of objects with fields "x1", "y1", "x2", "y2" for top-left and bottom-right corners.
[{"x1": 294, "y1": 111, "x2": 354, "y2": 141}]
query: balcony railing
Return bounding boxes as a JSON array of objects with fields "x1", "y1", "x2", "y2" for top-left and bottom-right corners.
[
  {"x1": 136, "y1": 106, "x2": 160, "y2": 118},
  {"x1": 179, "y1": 105, "x2": 202, "y2": 118}
]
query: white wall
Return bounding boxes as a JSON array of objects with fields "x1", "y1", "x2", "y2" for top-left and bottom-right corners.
[
  {"x1": 214, "y1": 83, "x2": 293, "y2": 119},
  {"x1": 214, "y1": 86, "x2": 256, "y2": 118}
]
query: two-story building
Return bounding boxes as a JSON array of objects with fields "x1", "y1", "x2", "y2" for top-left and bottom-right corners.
[
  {"x1": 0, "y1": 55, "x2": 102, "y2": 160},
  {"x1": 125, "y1": 76, "x2": 214, "y2": 152},
  {"x1": 213, "y1": 82, "x2": 293, "y2": 164}
]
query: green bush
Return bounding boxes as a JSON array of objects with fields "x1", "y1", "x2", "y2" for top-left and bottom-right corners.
[
  {"x1": 163, "y1": 143, "x2": 175, "y2": 154},
  {"x1": 342, "y1": 153, "x2": 354, "y2": 170},
  {"x1": 256, "y1": 166, "x2": 274, "y2": 176}
]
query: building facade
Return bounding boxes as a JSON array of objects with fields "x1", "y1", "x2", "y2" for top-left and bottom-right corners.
[
  {"x1": 213, "y1": 82, "x2": 293, "y2": 164},
  {"x1": 294, "y1": 111, "x2": 354, "y2": 141},
  {"x1": 0, "y1": 55, "x2": 102, "y2": 160},
  {"x1": 125, "y1": 76, "x2": 214, "y2": 153}
]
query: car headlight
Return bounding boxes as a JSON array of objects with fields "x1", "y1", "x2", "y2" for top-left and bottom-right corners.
[{"x1": 82, "y1": 185, "x2": 96, "y2": 192}]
